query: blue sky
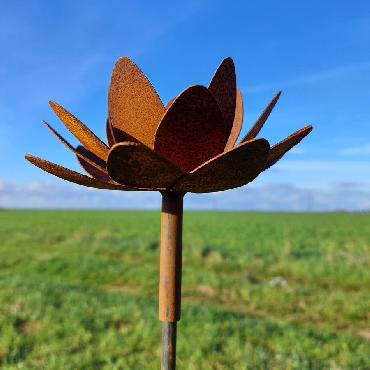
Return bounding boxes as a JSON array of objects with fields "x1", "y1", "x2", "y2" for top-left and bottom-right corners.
[{"x1": 1, "y1": 0, "x2": 370, "y2": 210}]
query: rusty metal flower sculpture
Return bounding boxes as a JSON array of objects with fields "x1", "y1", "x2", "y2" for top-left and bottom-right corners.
[{"x1": 26, "y1": 56, "x2": 312, "y2": 369}]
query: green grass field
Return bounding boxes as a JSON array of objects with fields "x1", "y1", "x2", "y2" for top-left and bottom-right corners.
[{"x1": 0, "y1": 210, "x2": 369, "y2": 369}]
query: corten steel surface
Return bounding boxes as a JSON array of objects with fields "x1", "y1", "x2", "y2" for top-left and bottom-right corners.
[
  {"x1": 109, "y1": 57, "x2": 165, "y2": 148},
  {"x1": 265, "y1": 125, "x2": 313, "y2": 169},
  {"x1": 242, "y1": 91, "x2": 282, "y2": 142},
  {"x1": 26, "y1": 56, "x2": 312, "y2": 193},
  {"x1": 224, "y1": 88, "x2": 243, "y2": 151},
  {"x1": 25, "y1": 155, "x2": 131, "y2": 190},
  {"x1": 159, "y1": 192, "x2": 184, "y2": 322},
  {"x1": 154, "y1": 85, "x2": 227, "y2": 172},
  {"x1": 208, "y1": 57, "x2": 236, "y2": 136},
  {"x1": 25, "y1": 55, "x2": 313, "y2": 369},
  {"x1": 42, "y1": 121, "x2": 106, "y2": 172},
  {"x1": 173, "y1": 138, "x2": 270, "y2": 193},
  {"x1": 77, "y1": 155, "x2": 112, "y2": 182},
  {"x1": 49, "y1": 100, "x2": 109, "y2": 161},
  {"x1": 106, "y1": 118, "x2": 116, "y2": 147},
  {"x1": 107, "y1": 142, "x2": 185, "y2": 189}
]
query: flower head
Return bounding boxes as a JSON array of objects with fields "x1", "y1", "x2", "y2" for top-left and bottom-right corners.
[{"x1": 26, "y1": 57, "x2": 312, "y2": 193}]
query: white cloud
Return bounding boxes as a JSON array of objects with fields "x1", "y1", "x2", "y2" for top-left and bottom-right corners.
[
  {"x1": 263, "y1": 159, "x2": 370, "y2": 187},
  {"x1": 1, "y1": 180, "x2": 369, "y2": 211},
  {"x1": 0, "y1": 181, "x2": 161, "y2": 210}
]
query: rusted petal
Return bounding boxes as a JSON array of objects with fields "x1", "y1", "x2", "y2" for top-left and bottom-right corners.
[
  {"x1": 42, "y1": 121, "x2": 106, "y2": 171},
  {"x1": 241, "y1": 91, "x2": 282, "y2": 142},
  {"x1": 106, "y1": 117, "x2": 115, "y2": 147},
  {"x1": 43, "y1": 120, "x2": 75, "y2": 151},
  {"x1": 224, "y1": 88, "x2": 243, "y2": 151},
  {"x1": 173, "y1": 138, "x2": 270, "y2": 193},
  {"x1": 25, "y1": 154, "x2": 133, "y2": 190},
  {"x1": 208, "y1": 57, "x2": 236, "y2": 136},
  {"x1": 76, "y1": 154, "x2": 112, "y2": 182},
  {"x1": 76, "y1": 146, "x2": 106, "y2": 170},
  {"x1": 108, "y1": 57, "x2": 165, "y2": 148},
  {"x1": 264, "y1": 125, "x2": 313, "y2": 170},
  {"x1": 154, "y1": 85, "x2": 227, "y2": 172},
  {"x1": 77, "y1": 145, "x2": 153, "y2": 190},
  {"x1": 111, "y1": 126, "x2": 139, "y2": 144},
  {"x1": 49, "y1": 101, "x2": 109, "y2": 160},
  {"x1": 107, "y1": 142, "x2": 186, "y2": 189}
]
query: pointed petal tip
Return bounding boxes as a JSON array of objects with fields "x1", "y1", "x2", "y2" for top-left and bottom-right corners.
[
  {"x1": 300, "y1": 124, "x2": 314, "y2": 137},
  {"x1": 25, "y1": 154, "x2": 51, "y2": 170},
  {"x1": 222, "y1": 56, "x2": 234, "y2": 65},
  {"x1": 24, "y1": 154, "x2": 134, "y2": 190},
  {"x1": 41, "y1": 119, "x2": 52, "y2": 128},
  {"x1": 25, "y1": 154, "x2": 43, "y2": 165},
  {"x1": 116, "y1": 55, "x2": 133, "y2": 63},
  {"x1": 113, "y1": 56, "x2": 134, "y2": 69},
  {"x1": 208, "y1": 58, "x2": 237, "y2": 137},
  {"x1": 48, "y1": 100, "x2": 63, "y2": 114},
  {"x1": 241, "y1": 91, "x2": 283, "y2": 142},
  {"x1": 306, "y1": 124, "x2": 313, "y2": 131},
  {"x1": 273, "y1": 90, "x2": 282, "y2": 101},
  {"x1": 264, "y1": 124, "x2": 313, "y2": 170},
  {"x1": 109, "y1": 55, "x2": 164, "y2": 148},
  {"x1": 295, "y1": 124, "x2": 313, "y2": 136},
  {"x1": 48, "y1": 99, "x2": 57, "y2": 108}
]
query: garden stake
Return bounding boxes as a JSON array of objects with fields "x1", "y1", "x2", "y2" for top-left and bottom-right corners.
[
  {"x1": 25, "y1": 56, "x2": 313, "y2": 369},
  {"x1": 160, "y1": 191, "x2": 183, "y2": 369}
]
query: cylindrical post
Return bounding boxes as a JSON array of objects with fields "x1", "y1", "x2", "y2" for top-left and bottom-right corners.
[
  {"x1": 161, "y1": 322, "x2": 177, "y2": 370},
  {"x1": 159, "y1": 191, "x2": 184, "y2": 370}
]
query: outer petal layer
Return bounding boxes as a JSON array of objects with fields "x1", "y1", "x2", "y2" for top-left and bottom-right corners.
[
  {"x1": 154, "y1": 85, "x2": 227, "y2": 172},
  {"x1": 25, "y1": 155, "x2": 132, "y2": 190},
  {"x1": 49, "y1": 101, "x2": 109, "y2": 160},
  {"x1": 173, "y1": 138, "x2": 270, "y2": 193},
  {"x1": 224, "y1": 88, "x2": 243, "y2": 150},
  {"x1": 108, "y1": 57, "x2": 165, "y2": 148},
  {"x1": 107, "y1": 142, "x2": 186, "y2": 189},
  {"x1": 241, "y1": 91, "x2": 281, "y2": 142},
  {"x1": 75, "y1": 145, "x2": 112, "y2": 182},
  {"x1": 208, "y1": 57, "x2": 236, "y2": 136},
  {"x1": 106, "y1": 117, "x2": 116, "y2": 147},
  {"x1": 42, "y1": 120, "x2": 106, "y2": 171},
  {"x1": 264, "y1": 125, "x2": 312, "y2": 170}
]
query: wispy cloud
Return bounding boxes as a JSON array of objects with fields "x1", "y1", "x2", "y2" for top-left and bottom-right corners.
[
  {"x1": 247, "y1": 61, "x2": 370, "y2": 93},
  {"x1": 0, "y1": 181, "x2": 161, "y2": 210},
  {"x1": 259, "y1": 159, "x2": 370, "y2": 188},
  {"x1": 1, "y1": 181, "x2": 369, "y2": 211},
  {"x1": 342, "y1": 143, "x2": 370, "y2": 156}
]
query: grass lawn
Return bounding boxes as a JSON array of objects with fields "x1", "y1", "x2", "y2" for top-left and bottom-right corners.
[{"x1": 0, "y1": 210, "x2": 369, "y2": 369}]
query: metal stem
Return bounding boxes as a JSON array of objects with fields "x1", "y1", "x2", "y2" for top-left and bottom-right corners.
[
  {"x1": 161, "y1": 322, "x2": 177, "y2": 370},
  {"x1": 159, "y1": 191, "x2": 184, "y2": 370}
]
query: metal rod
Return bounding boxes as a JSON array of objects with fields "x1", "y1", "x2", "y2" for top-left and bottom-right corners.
[
  {"x1": 161, "y1": 322, "x2": 177, "y2": 370},
  {"x1": 159, "y1": 191, "x2": 184, "y2": 370}
]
